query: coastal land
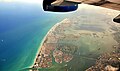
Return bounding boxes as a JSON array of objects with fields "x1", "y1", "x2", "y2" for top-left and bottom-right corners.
[{"x1": 31, "y1": 5, "x2": 120, "y2": 71}]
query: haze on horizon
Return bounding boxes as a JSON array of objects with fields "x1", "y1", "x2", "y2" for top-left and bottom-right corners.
[{"x1": 0, "y1": 0, "x2": 43, "y2": 4}]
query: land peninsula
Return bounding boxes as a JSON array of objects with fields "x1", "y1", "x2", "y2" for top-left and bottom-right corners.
[{"x1": 32, "y1": 4, "x2": 120, "y2": 71}]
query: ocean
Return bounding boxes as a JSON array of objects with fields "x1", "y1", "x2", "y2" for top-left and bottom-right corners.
[{"x1": 0, "y1": 2, "x2": 70, "y2": 71}]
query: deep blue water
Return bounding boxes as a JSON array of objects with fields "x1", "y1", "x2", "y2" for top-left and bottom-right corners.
[{"x1": 0, "y1": 2, "x2": 70, "y2": 71}]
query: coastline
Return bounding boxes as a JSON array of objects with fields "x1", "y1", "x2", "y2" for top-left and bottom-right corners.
[
  {"x1": 30, "y1": 18, "x2": 67, "y2": 68},
  {"x1": 29, "y1": 4, "x2": 120, "y2": 70},
  {"x1": 30, "y1": 4, "x2": 120, "y2": 68}
]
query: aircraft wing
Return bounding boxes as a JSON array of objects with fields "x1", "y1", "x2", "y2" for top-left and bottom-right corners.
[{"x1": 66, "y1": 0, "x2": 120, "y2": 11}]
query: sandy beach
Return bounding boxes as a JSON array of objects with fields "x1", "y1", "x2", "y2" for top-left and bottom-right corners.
[{"x1": 31, "y1": 18, "x2": 67, "y2": 68}]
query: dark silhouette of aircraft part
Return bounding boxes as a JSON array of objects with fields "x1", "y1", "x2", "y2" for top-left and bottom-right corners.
[
  {"x1": 113, "y1": 14, "x2": 120, "y2": 23},
  {"x1": 43, "y1": 0, "x2": 78, "y2": 12}
]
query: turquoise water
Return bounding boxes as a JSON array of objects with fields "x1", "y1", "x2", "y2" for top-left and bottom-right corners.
[{"x1": 0, "y1": 2, "x2": 71, "y2": 71}]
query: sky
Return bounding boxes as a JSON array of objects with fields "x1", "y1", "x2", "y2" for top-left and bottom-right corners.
[{"x1": 0, "y1": 0, "x2": 43, "y2": 4}]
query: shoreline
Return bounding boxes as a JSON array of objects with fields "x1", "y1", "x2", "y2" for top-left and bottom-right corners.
[
  {"x1": 30, "y1": 18, "x2": 67, "y2": 68},
  {"x1": 30, "y1": 4, "x2": 120, "y2": 68}
]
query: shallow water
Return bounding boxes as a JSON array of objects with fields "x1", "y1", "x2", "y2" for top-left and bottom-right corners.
[
  {"x1": 76, "y1": 24, "x2": 105, "y2": 32},
  {"x1": 0, "y1": 2, "x2": 69, "y2": 71}
]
